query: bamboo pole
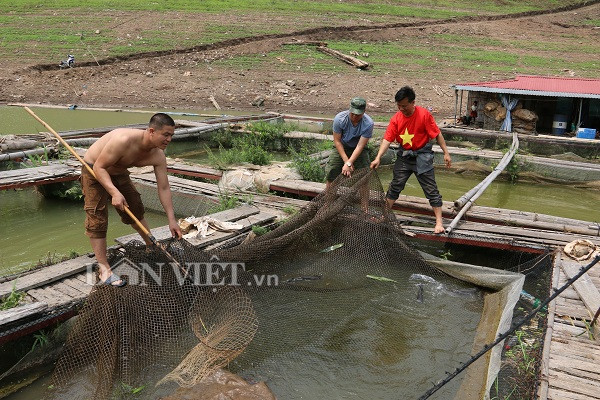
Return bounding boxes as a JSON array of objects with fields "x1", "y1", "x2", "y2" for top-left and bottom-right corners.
[
  {"x1": 22, "y1": 107, "x2": 187, "y2": 276},
  {"x1": 0, "y1": 147, "x2": 55, "y2": 162},
  {"x1": 446, "y1": 131, "x2": 519, "y2": 234},
  {"x1": 453, "y1": 131, "x2": 518, "y2": 209}
]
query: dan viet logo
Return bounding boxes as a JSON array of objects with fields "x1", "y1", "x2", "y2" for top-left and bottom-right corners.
[{"x1": 87, "y1": 255, "x2": 279, "y2": 288}]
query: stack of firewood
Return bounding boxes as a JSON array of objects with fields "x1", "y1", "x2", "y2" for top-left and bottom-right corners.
[{"x1": 483, "y1": 101, "x2": 538, "y2": 134}]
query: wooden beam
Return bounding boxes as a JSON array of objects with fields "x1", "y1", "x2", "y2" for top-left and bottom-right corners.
[
  {"x1": 0, "y1": 302, "x2": 48, "y2": 325},
  {"x1": 0, "y1": 255, "x2": 95, "y2": 298},
  {"x1": 316, "y1": 46, "x2": 369, "y2": 69}
]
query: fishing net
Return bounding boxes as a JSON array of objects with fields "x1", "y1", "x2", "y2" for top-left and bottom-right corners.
[{"x1": 49, "y1": 168, "x2": 526, "y2": 399}]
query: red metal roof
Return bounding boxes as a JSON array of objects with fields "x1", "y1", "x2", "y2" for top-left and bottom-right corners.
[{"x1": 454, "y1": 75, "x2": 600, "y2": 98}]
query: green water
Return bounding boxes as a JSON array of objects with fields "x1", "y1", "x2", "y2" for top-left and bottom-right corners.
[
  {"x1": 0, "y1": 106, "x2": 214, "y2": 135},
  {"x1": 377, "y1": 166, "x2": 600, "y2": 222},
  {"x1": 0, "y1": 188, "x2": 168, "y2": 274}
]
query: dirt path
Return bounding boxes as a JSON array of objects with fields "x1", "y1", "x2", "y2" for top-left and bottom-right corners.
[{"x1": 1, "y1": 1, "x2": 599, "y2": 121}]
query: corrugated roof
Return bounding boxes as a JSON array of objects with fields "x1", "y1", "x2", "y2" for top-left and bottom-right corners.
[{"x1": 453, "y1": 75, "x2": 600, "y2": 99}]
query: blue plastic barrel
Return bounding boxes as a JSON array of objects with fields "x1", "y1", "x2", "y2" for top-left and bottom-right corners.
[{"x1": 552, "y1": 114, "x2": 567, "y2": 135}]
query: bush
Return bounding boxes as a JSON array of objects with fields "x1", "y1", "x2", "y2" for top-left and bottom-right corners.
[{"x1": 289, "y1": 145, "x2": 326, "y2": 182}]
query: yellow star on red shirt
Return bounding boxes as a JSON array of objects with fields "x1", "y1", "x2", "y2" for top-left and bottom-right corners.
[{"x1": 399, "y1": 128, "x2": 414, "y2": 147}]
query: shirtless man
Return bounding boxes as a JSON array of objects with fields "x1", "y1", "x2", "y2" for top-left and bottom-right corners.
[{"x1": 82, "y1": 113, "x2": 182, "y2": 286}]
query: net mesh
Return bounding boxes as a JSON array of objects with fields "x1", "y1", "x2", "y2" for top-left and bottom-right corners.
[{"x1": 50, "y1": 169, "x2": 529, "y2": 399}]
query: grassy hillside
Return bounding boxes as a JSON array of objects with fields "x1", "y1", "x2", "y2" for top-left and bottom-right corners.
[{"x1": 0, "y1": 0, "x2": 587, "y2": 64}]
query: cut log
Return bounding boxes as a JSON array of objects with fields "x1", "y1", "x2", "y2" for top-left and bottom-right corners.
[
  {"x1": 316, "y1": 46, "x2": 369, "y2": 69},
  {"x1": 208, "y1": 96, "x2": 221, "y2": 110}
]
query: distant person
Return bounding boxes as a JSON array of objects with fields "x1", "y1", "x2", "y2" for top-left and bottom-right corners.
[
  {"x1": 325, "y1": 97, "x2": 373, "y2": 188},
  {"x1": 370, "y1": 86, "x2": 451, "y2": 234},
  {"x1": 468, "y1": 100, "x2": 478, "y2": 125},
  {"x1": 82, "y1": 113, "x2": 182, "y2": 286}
]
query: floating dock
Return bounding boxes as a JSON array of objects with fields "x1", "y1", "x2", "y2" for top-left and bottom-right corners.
[{"x1": 538, "y1": 251, "x2": 600, "y2": 400}]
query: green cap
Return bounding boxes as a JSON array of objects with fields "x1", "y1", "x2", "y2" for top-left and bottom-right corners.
[{"x1": 349, "y1": 97, "x2": 366, "y2": 115}]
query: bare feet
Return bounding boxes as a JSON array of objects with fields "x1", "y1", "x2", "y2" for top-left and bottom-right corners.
[{"x1": 434, "y1": 223, "x2": 445, "y2": 234}]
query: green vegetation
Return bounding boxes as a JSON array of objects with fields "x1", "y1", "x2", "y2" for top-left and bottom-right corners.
[
  {"x1": 23, "y1": 152, "x2": 49, "y2": 168},
  {"x1": 31, "y1": 330, "x2": 50, "y2": 350},
  {"x1": 206, "y1": 122, "x2": 299, "y2": 168},
  {"x1": 34, "y1": 250, "x2": 80, "y2": 269},
  {"x1": 0, "y1": 0, "x2": 587, "y2": 68},
  {"x1": 504, "y1": 328, "x2": 541, "y2": 378},
  {"x1": 282, "y1": 205, "x2": 298, "y2": 215},
  {"x1": 496, "y1": 310, "x2": 546, "y2": 400},
  {"x1": 0, "y1": 283, "x2": 26, "y2": 311},
  {"x1": 289, "y1": 140, "x2": 329, "y2": 182},
  {"x1": 208, "y1": 191, "x2": 241, "y2": 213},
  {"x1": 251, "y1": 225, "x2": 270, "y2": 236},
  {"x1": 215, "y1": 33, "x2": 596, "y2": 78},
  {"x1": 439, "y1": 250, "x2": 452, "y2": 260},
  {"x1": 0, "y1": 0, "x2": 536, "y2": 17},
  {"x1": 37, "y1": 181, "x2": 83, "y2": 201}
]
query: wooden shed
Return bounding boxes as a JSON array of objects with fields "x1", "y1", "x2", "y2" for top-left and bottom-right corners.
[{"x1": 452, "y1": 75, "x2": 600, "y2": 136}]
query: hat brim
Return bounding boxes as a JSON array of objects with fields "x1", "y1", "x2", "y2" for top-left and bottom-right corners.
[{"x1": 349, "y1": 107, "x2": 365, "y2": 115}]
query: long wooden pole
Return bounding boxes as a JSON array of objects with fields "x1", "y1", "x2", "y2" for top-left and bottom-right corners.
[{"x1": 23, "y1": 107, "x2": 187, "y2": 273}]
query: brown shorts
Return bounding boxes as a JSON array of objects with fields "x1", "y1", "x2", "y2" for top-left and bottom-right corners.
[{"x1": 81, "y1": 166, "x2": 145, "y2": 239}]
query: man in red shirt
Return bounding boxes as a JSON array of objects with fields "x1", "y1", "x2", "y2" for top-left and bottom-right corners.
[{"x1": 371, "y1": 86, "x2": 451, "y2": 233}]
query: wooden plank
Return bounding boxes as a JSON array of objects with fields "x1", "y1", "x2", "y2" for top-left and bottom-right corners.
[
  {"x1": 62, "y1": 277, "x2": 93, "y2": 295},
  {"x1": 35, "y1": 286, "x2": 72, "y2": 306},
  {"x1": 166, "y1": 162, "x2": 222, "y2": 180},
  {"x1": 561, "y1": 255, "x2": 600, "y2": 339},
  {"x1": 51, "y1": 281, "x2": 86, "y2": 299},
  {"x1": 561, "y1": 257, "x2": 600, "y2": 315},
  {"x1": 0, "y1": 255, "x2": 94, "y2": 298},
  {"x1": 552, "y1": 327, "x2": 599, "y2": 349},
  {"x1": 549, "y1": 339, "x2": 600, "y2": 360},
  {"x1": 270, "y1": 178, "x2": 600, "y2": 238},
  {"x1": 548, "y1": 370, "x2": 600, "y2": 398},
  {"x1": 558, "y1": 274, "x2": 600, "y2": 290},
  {"x1": 553, "y1": 320, "x2": 591, "y2": 336},
  {"x1": 0, "y1": 302, "x2": 48, "y2": 325},
  {"x1": 538, "y1": 255, "x2": 561, "y2": 400},
  {"x1": 548, "y1": 387, "x2": 600, "y2": 400},
  {"x1": 73, "y1": 271, "x2": 96, "y2": 286},
  {"x1": 555, "y1": 304, "x2": 594, "y2": 321},
  {"x1": 283, "y1": 131, "x2": 333, "y2": 141},
  {"x1": 27, "y1": 288, "x2": 52, "y2": 304},
  {"x1": 548, "y1": 353, "x2": 600, "y2": 380}
]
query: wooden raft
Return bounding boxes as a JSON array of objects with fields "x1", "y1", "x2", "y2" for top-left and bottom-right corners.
[
  {"x1": 538, "y1": 251, "x2": 600, "y2": 400},
  {"x1": 0, "y1": 205, "x2": 279, "y2": 343},
  {"x1": 0, "y1": 162, "x2": 80, "y2": 190},
  {"x1": 269, "y1": 179, "x2": 600, "y2": 251}
]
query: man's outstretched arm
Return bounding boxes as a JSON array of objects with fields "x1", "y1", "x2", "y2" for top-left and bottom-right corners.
[{"x1": 154, "y1": 161, "x2": 183, "y2": 239}]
